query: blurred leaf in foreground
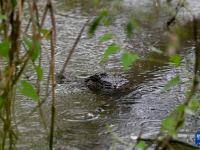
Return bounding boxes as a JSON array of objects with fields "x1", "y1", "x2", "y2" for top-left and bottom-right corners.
[
  {"x1": 102, "y1": 43, "x2": 120, "y2": 62},
  {"x1": 88, "y1": 16, "x2": 102, "y2": 35},
  {"x1": 0, "y1": 40, "x2": 9, "y2": 58},
  {"x1": 164, "y1": 75, "x2": 181, "y2": 90},
  {"x1": 99, "y1": 33, "x2": 113, "y2": 44},
  {"x1": 34, "y1": 65, "x2": 43, "y2": 81},
  {"x1": 0, "y1": 14, "x2": 7, "y2": 20},
  {"x1": 17, "y1": 80, "x2": 39, "y2": 101},
  {"x1": 150, "y1": 46, "x2": 163, "y2": 54},
  {"x1": 122, "y1": 53, "x2": 138, "y2": 70},
  {"x1": 135, "y1": 141, "x2": 146, "y2": 149},
  {"x1": 24, "y1": 38, "x2": 41, "y2": 62},
  {"x1": 41, "y1": 29, "x2": 50, "y2": 41},
  {"x1": 0, "y1": 97, "x2": 4, "y2": 107},
  {"x1": 126, "y1": 19, "x2": 139, "y2": 38},
  {"x1": 169, "y1": 54, "x2": 181, "y2": 67}
]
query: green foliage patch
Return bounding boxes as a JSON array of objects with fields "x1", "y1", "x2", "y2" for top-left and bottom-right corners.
[
  {"x1": 34, "y1": 65, "x2": 43, "y2": 81},
  {"x1": 24, "y1": 38, "x2": 41, "y2": 62},
  {"x1": 122, "y1": 53, "x2": 138, "y2": 70},
  {"x1": 164, "y1": 75, "x2": 181, "y2": 90},
  {"x1": 17, "y1": 80, "x2": 39, "y2": 101},
  {"x1": 102, "y1": 43, "x2": 120, "y2": 62},
  {"x1": 0, "y1": 40, "x2": 9, "y2": 58}
]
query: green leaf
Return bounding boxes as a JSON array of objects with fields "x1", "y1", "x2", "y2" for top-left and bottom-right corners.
[
  {"x1": 101, "y1": 9, "x2": 108, "y2": 16},
  {"x1": 102, "y1": 43, "x2": 120, "y2": 62},
  {"x1": 185, "y1": 91, "x2": 190, "y2": 97},
  {"x1": 0, "y1": 40, "x2": 9, "y2": 58},
  {"x1": 169, "y1": 55, "x2": 181, "y2": 67},
  {"x1": 88, "y1": 16, "x2": 102, "y2": 35},
  {"x1": 34, "y1": 65, "x2": 43, "y2": 81},
  {"x1": 135, "y1": 141, "x2": 146, "y2": 149},
  {"x1": 191, "y1": 98, "x2": 200, "y2": 111},
  {"x1": 126, "y1": 19, "x2": 139, "y2": 38},
  {"x1": 34, "y1": 12, "x2": 39, "y2": 26},
  {"x1": 41, "y1": 29, "x2": 50, "y2": 41},
  {"x1": 170, "y1": 130, "x2": 178, "y2": 139},
  {"x1": 172, "y1": 104, "x2": 184, "y2": 114},
  {"x1": 164, "y1": 75, "x2": 181, "y2": 90},
  {"x1": 150, "y1": 46, "x2": 163, "y2": 54},
  {"x1": 122, "y1": 53, "x2": 138, "y2": 70},
  {"x1": 184, "y1": 106, "x2": 195, "y2": 115},
  {"x1": 17, "y1": 80, "x2": 39, "y2": 101},
  {"x1": 162, "y1": 117, "x2": 175, "y2": 130},
  {"x1": 32, "y1": 41, "x2": 40, "y2": 62},
  {"x1": 0, "y1": 97, "x2": 4, "y2": 107},
  {"x1": 24, "y1": 38, "x2": 32, "y2": 50},
  {"x1": 99, "y1": 33, "x2": 113, "y2": 44},
  {"x1": 10, "y1": 0, "x2": 17, "y2": 7},
  {"x1": 0, "y1": 14, "x2": 7, "y2": 20},
  {"x1": 24, "y1": 38, "x2": 41, "y2": 62}
]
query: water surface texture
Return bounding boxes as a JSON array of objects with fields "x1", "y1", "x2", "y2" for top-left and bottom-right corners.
[{"x1": 8, "y1": 0, "x2": 200, "y2": 149}]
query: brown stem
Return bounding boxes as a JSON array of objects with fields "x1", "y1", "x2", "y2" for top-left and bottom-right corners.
[
  {"x1": 38, "y1": 6, "x2": 48, "y2": 38},
  {"x1": 167, "y1": 0, "x2": 185, "y2": 27},
  {"x1": 49, "y1": 31, "x2": 55, "y2": 150},
  {"x1": 47, "y1": 0, "x2": 56, "y2": 44},
  {"x1": 40, "y1": 28, "x2": 53, "y2": 42}
]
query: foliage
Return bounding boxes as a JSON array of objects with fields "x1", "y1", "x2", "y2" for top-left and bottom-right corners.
[
  {"x1": 88, "y1": 0, "x2": 200, "y2": 149},
  {"x1": 0, "y1": 40, "x2": 9, "y2": 58},
  {"x1": 0, "y1": 0, "x2": 199, "y2": 149},
  {"x1": 0, "y1": 0, "x2": 56, "y2": 149},
  {"x1": 102, "y1": 43, "x2": 121, "y2": 62},
  {"x1": 41, "y1": 29, "x2": 50, "y2": 41},
  {"x1": 17, "y1": 81, "x2": 39, "y2": 101},
  {"x1": 126, "y1": 19, "x2": 139, "y2": 38},
  {"x1": 24, "y1": 38, "x2": 41, "y2": 62},
  {"x1": 34, "y1": 65, "x2": 43, "y2": 81},
  {"x1": 164, "y1": 75, "x2": 181, "y2": 90}
]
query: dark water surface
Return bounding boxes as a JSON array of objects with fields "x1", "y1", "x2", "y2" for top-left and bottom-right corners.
[{"x1": 9, "y1": 0, "x2": 200, "y2": 149}]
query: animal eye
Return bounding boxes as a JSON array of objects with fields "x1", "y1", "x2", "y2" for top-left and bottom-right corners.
[{"x1": 91, "y1": 77, "x2": 98, "y2": 82}]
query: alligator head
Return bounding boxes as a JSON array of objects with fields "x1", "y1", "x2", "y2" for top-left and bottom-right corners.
[
  {"x1": 84, "y1": 72, "x2": 131, "y2": 91},
  {"x1": 55, "y1": 72, "x2": 134, "y2": 94}
]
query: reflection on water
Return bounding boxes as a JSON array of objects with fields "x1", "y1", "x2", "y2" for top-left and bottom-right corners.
[{"x1": 7, "y1": 0, "x2": 200, "y2": 149}]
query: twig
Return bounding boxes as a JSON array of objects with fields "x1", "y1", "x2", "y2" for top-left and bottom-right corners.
[
  {"x1": 59, "y1": 3, "x2": 101, "y2": 79},
  {"x1": 40, "y1": 28, "x2": 53, "y2": 42},
  {"x1": 49, "y1": 30, "x2": 55, "y2": 150},
  {"x1": 0, "y1": 115, "x2": 17, "y2": 139},
  {"x1": 167, "y1": 0, "x2": 185, "y2": 27}
]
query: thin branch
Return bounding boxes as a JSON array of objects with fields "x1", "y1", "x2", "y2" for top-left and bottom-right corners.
[
  {"x1": 40, "y1": 28, "x2": 53, "y2": 42},
  {"x1": 47, "y1": 0, "x2": 56, "y2": 44},
  {"x1": 0, "y1": 115, "x2": 17, "y2": 139},
  {"x1": 59, "y1": 3, "x2": 101, "y2": 78},
  {"x1": 49, "y1": 30, "x2": 55, "y2": 150},
  {"x1": 167, "y1": 0, "x2": 186, "y2": 27}
]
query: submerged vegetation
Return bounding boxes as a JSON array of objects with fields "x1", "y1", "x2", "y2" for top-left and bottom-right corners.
[{"x1": 0, "y1": 0, "x2": 200, "y2": 149}]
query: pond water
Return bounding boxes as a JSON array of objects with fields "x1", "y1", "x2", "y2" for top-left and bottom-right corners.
[{"x1": 4, "y1": 0, "x2": 200, "y2": 149}]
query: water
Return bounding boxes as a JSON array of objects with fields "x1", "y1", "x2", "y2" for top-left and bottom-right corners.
[{"x1": 3, "y1": 0, "x2": 200, "y2": 149}]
